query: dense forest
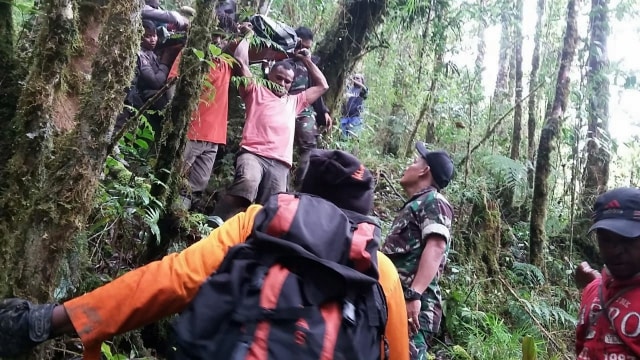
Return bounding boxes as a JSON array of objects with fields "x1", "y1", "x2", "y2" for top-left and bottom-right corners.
[{"x1": 1, "y1": 0, "x2": 639, "y2": 358}]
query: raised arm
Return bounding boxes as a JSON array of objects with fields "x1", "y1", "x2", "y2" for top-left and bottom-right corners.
[
  {"x1": 233, "y1": 23, "x2": 253, "y2": 79},
  {"x1": 141, "y1": 5, "x2": 189, "y2": 30},
  {"x1": 297, "y1": 50, "x2": 329, "y2": 105}
]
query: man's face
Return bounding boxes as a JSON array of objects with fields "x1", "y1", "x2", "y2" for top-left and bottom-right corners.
[
  {"x1": 597, "y1": 229, "x2": 640, "y2": 279},
  {"x1": 267, "y1": 66, "x2": 294, "y2": 97},
  {"x1": 141, "y1": 29, "x2": 157, "y2": 51},
  {"x1": 400, "y1": 156, "x2": 428, "y2": 189},
  {"x1": 298, "y1": 38, "x2": 313, "y2": 51}
]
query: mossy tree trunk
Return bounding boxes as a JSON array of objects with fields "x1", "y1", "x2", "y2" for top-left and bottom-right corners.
[
  {"x1": 314, "y1": 0, "x2": 389, "y2": 114},
  {"x1": 502, "y1": 0, "x2": 524, "y2": 213},
  {"x1": 0, "y1": 1, "x2": 20, "y2": 168},
  {"x1": 146, "y1": 0, "x2": 218, "y2": 261},
  {"x1": 577, "y1": 0, "x2": 610, "y2": 264},
  {"x1": 529, "y1": 0, "x2": 578, "y2": 269},
  {"x1": 493, "y1": 0, "x2": 512, "y2": 113},
  {"x1": 0, "y1": 0, "x2": 142, "y2": 301},
  {"x1": 580, "y1": 0, "x2": 610, "y2": 211},
  {"x1": 527, "y1": 0, "x2": 545, "y2": 191}
]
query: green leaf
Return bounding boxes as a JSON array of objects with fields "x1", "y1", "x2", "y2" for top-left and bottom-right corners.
[
  {"x1": 208, "y1": 44, "x2": 222, "y2": 56},
  {"x1": 101, "y1": 343, "x2": 113, "y2": 358},
  {"x1": 192, "y1": 48, "x2": 205, "y2": 60},
  {"x1": 135, "y1": 139, "x2": 149, "y2": 149},
  {"x1": 521, "y1": 335, "x2": 537, "y2": 360}
]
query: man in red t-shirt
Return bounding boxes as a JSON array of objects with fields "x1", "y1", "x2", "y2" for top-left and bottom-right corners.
[
  {"x1": 168, "y1": 15, "x2": 239, "y2": 209},
  {"x1": 575, "y1": 187, "x2": 640, "y2": 359},
  {"x1": 207, "y1": 24, "x2": 328, "y2": 225}
]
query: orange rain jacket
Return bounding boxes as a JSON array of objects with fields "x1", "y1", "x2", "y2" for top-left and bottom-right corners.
[{"x1": 64, "y1": 205, "x2": 409, "y2": 360}]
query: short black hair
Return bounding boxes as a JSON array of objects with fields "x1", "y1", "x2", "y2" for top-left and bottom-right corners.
[
  {"x1": 142, "y1": 20, "x2": 157, "y2": 34},
  {"x1": 295, "y1": 26, "x2": 314, "y2": 41},
  {"x1": 272, "y1": 60, "x2": 294, "y2": 72}
]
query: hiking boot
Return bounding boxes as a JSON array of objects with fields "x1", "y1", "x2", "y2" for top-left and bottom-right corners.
[{"x1": 207, "y1": 215, "x2": 224, "y2": 229}]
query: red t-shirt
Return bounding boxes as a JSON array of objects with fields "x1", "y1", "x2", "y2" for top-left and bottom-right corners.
[
  {"x1": 169, "y1": 53, "x2": 232, "y2": 144},
  {"x1": 577, "y1": 269, "x2": 640, "y2": 359}
]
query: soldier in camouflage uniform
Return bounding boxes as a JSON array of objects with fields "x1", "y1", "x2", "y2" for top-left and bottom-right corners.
[
  {"x1": 381, "y1": 142, "x2": 455, "y2": 360},
  {"x1": 285, "y1": 27, "x2": 332, "y2": 189}
]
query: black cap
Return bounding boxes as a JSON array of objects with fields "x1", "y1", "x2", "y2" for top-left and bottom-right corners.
[
  {"x1": 300, "y1": 149, "x2": 374, "y2": 215},
  {"x1": 415, "y1": 142, "x2": 454, "y2": 189},
  {"x1": 589, "y1": 187, "x2": 640, "y2": 238}
]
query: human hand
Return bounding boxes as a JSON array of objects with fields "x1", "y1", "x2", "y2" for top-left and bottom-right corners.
[
  {"x1": 237, "y1": 22, "x2": 253, "y2": 36},
  {"x1": 406, "y1": 299, "x2": 421, "y2": 335},
  {"x1": 575, "y1": 261, "x2": 601, "y2": 289},
  {"x1": 324, "y1": 113, "x2": 333, "y2": 131},
  {"x1": 0, "y1": 298, "x2": 56, "y2": 357},
  {"x1": 295, "y1": 48, "x2": 311, "y2": 61}
]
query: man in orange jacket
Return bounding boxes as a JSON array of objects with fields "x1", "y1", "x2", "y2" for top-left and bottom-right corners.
[{"x1": 0, "y1": 150, "x2": 409, "y2": 360}]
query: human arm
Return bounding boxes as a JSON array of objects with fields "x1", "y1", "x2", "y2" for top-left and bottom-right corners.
[
  {"x1": 312, "y1": 96, "x2": 332, "y2": 129},
  {"x1": 405, "y1": 235, "x2": 447, "y2": 333},
  {"x1": 15, "y1": 205, "x2": 260, "y2": 360},
  {"x1": 298, "y1": 50, "x2": 329, "y2": 105},
  {"x1": 359, "y1": 85, "x2": 369, "y2": 99},
  {"x1": 138, "y1": 52, "x2": 171, "y2": 90},
  {"x1": 233, "y1": 23, "x2": 253, "y2": 79},
  {"x1": 141, "y1": 5, "x2": 189, "y2": 30},
  {"x1": 406, "y1": 197, "x2": 453, "y2": 333},
  {"x1": 574, "y1": 261, "x2": 600, "y2": 289}
]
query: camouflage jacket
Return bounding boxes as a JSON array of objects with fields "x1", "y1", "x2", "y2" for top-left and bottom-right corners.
[
  {"x1": 286, "y1": 58, "x2": 329, "y2": 120},
  {"x1": 381, "y1": 186, "x2": 454, "y2": 330}
]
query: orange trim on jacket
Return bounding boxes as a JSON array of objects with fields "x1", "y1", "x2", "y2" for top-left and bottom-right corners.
[{"x1": 64, "y1": 205, "x2": 409, "y2": 360}]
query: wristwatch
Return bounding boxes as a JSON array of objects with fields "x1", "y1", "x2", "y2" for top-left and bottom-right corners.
[{"x1": 404, "y1": 287, "x2": 422, "y2": 301}]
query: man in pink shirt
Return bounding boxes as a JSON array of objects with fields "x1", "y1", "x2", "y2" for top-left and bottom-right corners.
[{"x1": 207, "y1": 24, "x2": 329, "y2": 226}]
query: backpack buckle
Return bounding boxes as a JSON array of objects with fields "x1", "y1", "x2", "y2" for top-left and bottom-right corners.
[
  {"x1": 343, "y1": 301, "x2": 356, "y2": 325},
  {"x1": 251, "y1": 265, "x2": 268, "y2": 289}
]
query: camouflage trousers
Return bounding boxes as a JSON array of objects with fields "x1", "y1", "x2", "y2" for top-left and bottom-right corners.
[
  {"x1": 409, "y1": 298, "x2": 442, "y2": 360},
  {"x1": 293, "y1": 116, "x2": 318, "y2": 189}
]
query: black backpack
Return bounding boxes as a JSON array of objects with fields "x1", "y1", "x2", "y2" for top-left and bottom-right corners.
[
  {"x1": 249, "y1": 14, "x2": 299, "y2": 54},
  {"x1": 170, "y1": 193, "x2": 389, "y2": 360}
]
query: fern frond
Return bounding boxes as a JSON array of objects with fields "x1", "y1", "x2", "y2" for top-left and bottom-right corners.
[
  {"x1": 480, "y1": 155, "x2": 528, "y2": 191},
  {"x1": 510, "y1": 262, "x2": 546, "y2": 286}
]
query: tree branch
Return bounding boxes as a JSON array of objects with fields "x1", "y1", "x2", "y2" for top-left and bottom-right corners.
[
  {"x1": 457, "y1": 81, "x2": 545, "y2": 167},
  {"x1": 107, "y1": 76, "x2": 178, "y2": 154}
]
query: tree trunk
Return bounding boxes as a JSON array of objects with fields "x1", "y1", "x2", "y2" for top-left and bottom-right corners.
[
  {"x1": 580, "y1": 0, "x2": 610, "y2": 212},
  {"x1": 529, "y1": 0, "x2": 579, "y2": 269},
  {"x1": 502, "y1": 0, "x2": 524, "y2": 212},
  {"x1": 509, "y1": 0, "x2": 523, "y2": 161},
  {"x1": 493, "y1": 1, "x2": 512, "y2": 109},
  {"x1": 527, "y1": 0, "x2": 545, "y2": 189},
  {"x1": 423, "y1": 2, "x2": 448, "y2": 145},
  {"x1": 0, "y1": 0, "x2": 78, "y2": 192},
  {"x1": 146, "y1": 0, "x2": 217, "y2": 261},
  {"x1": 576, "y1": 0, "x2": 610, "y2": 264},
  {"x1": 0, "y1": 0, "x2": 78, "y2": 295},
  {"x1": 0, "y1": 1, "x2": 20, "y2": 168},
  {"x1": 474, "y1": 0, "x2": 487, "y2": 77},
  {"x1": 314, "y1": 0, "x2": 389, "y2": 114},
  {"x1": 51, "y1": 1, "x2": 111, "y2": 132},
  {"x1": 0, "y1": 0, "x2": 142, "y2": 301}
]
